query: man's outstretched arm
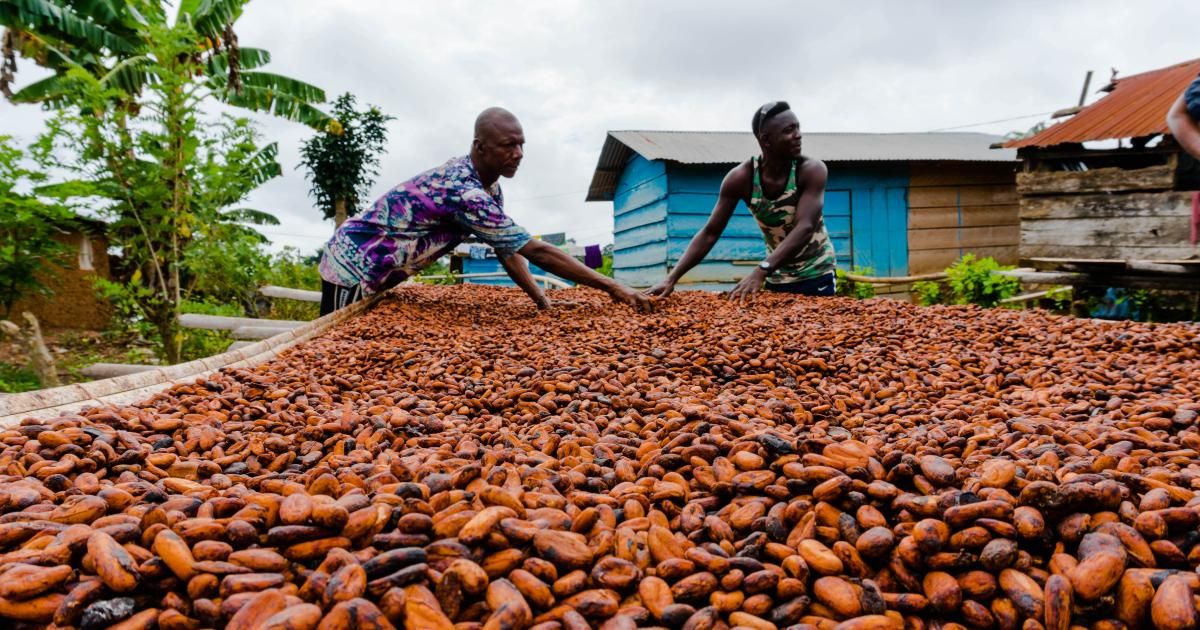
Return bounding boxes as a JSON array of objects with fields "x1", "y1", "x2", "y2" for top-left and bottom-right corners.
[
  {"x1": 1167, "y1": 93, "x2": 1200, "y2": 160},
  {"x1": 645, "y1": 169, "x2": 743, "y2": 297},
  {"x1": 497, "y1": 252, "x2": 550, "y2": 309},
  {"x1": 518, "y1": 239, "x2": 653, "y2": 312}
]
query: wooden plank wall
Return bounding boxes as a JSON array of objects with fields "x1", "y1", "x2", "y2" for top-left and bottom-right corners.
[
  {"x1": 612, "y1": 155, "x2": 669, "y2": 288},
  {"x1": 1019, "y1": 191, "x2": 1199, "y2": 260},
  {"x1": 907, "y1": 162, "x2": 1020, "y2": 275}
]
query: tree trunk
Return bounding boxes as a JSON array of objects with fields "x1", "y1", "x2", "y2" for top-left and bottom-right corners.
[
  {"x1": 152, "y1": 303, "x2": 180, "y2": 365},
  {"x1": 334, "y1": 198, "x2": 348, "y2": 227}
]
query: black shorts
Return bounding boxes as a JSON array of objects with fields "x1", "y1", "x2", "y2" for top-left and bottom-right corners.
[
  {"x1": 320, "y1": 280, "x2": 364, "y2": 316},
  {"x1": 764, "y1": 272, "x2": 836, "y2": 296}
]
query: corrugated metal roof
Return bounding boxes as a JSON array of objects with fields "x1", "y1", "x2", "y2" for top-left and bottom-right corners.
[
  {"x1": 587, "y1": 130, "x2": 1014, "y2": 201},
  {"x1": 1005, "y1": 58, "x2": 1200, "y2": 149}
]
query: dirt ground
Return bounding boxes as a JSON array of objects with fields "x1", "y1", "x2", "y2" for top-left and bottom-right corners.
[{"x1": 0, "y1": 327, "x2": 158, "y2": 387}]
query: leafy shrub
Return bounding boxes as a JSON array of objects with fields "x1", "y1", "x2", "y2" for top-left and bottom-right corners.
[
  {"x1": 0, "y1": 361, "x2": 40, "y2": 393},
  {"x1": 413, "y1": 258, "x2": 458, "y2": 286},
  {"x1": 262, "y1": 247, "x2": 322, "y2": 321},
  {"x1": 179, "y1": 300, "x2": 242, "y2": 361},
  {"x1": 94, "y1": 277, "x2": 158, "y2": 342},
  {"x1": 911, "y1": 255, "x2": 1020, "y2": 308},
  {"x1": 835, "y1": 267, "x2": 876, "y2": 299},
  {"x1": 1046, "y1": 286, "x2": 1073, "y2": 312},
  {"x1": 912, "y1": 280, "x2": 944, "y2": 306},
  {"x1": 183, "y1": 227, "x2": 271, "y2": 315},
  {"x1": 945, "y1": 254, "x2": 1020, "y2": 307}
]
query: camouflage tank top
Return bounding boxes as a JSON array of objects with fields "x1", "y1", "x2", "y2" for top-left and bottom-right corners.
[{"x1": 748, "y1": 156, "x2": 838, "y2": 284}]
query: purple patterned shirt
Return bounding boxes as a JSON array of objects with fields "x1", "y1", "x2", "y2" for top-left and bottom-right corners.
[{"x1": 319, "y1": 155, "x2": 532, "y2": 293}]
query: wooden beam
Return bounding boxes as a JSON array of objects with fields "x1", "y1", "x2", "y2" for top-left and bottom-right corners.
[
  {"x1": 1021, "y1": 243, "x2": 1200, "y2": 261},
  {"x1": 844, "y1": 272, "x2": 947, "y2": 285},
  {"x1": 1019, "y1": 191, "x2": 1193, "y2": 221},
  {"x1": 1028, "y1": 256, "x2": 1200, "y2": 267},
  {"x1": 231, "y1": 326, "x2": 296, "y2": 341},
  {"x1": 999, "y1": 290, "x2": 1055, "y2": 304},
  {"x1": 1126, "y1": 261, "x2": 1198, "y2": 275},
  {"x1": 1021, "y1": 216, "x2": 1191, "y2": 248},
  {"x1": 996, "y1": 269, "x2": 1200, "y2": 291},
  {"x1": 1026, "y1": 258, "x2": 1198, "y2": 276},
  {"x1": 908, "y1": 185, "x2": 1018, "y2": 209},
  {"x1": 996, "y1": 269, "x2": 1087, "y2": 283},
  {"x1": 909, "y1": 225, "x2": 1020, "y2": 250},
  {"x1": 260, "y1": 285, "x2": 321, "y2": 303},
  {"x1": 80, "y1": 363, "x2": 158, "y2": 378},
  {"x1": 1016, "y1": 164, "x2": 1175, "y2": 196},
  {"x1": 908, "y1": 205, "x2": 1018, "y2": 230},
  {"x1": 179, "y1": 314, "x2": 306, "y2": 331}
]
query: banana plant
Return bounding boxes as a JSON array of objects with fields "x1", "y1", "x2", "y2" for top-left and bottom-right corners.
[{"x1": 1, "y1": 0, "x2": 332, "y2": 129}]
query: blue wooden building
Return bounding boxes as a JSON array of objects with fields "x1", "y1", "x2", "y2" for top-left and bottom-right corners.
[
  {"x1": 459, "y1": 254, "x2": 570, "y2": 286},
  {"x1": 587, "y1": 131, "x2": 1019, "y2": 290}
]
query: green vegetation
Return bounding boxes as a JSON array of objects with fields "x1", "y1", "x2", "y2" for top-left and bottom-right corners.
[
  {"x1": 4, "y1": 0, "x2": 331, "y2": 363},
  {"x1": 262, "y1": 248, "x2": 323, "y2": 321},
  {"x1": 0, "y1": 361, "x2": 40, "y2": 393},
  {"x1": 179, "y1": 300, "x2": 240, "y2": 362},
  {"x1": 914, "y1": 254, "x2": 1020, "y2": 308},
  {"x1": 835, "y1": 266, "x2": 877, "y2": 299},
  {"x1": 299, "y1": 93, "x2": 393, "y2": 226},
  {"x1": 0, "y1": 136, "x2": 73, "y2": 317}
]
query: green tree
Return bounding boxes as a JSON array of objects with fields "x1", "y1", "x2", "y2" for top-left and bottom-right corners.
[
  {"x1": 5, "y1": 1, "x2": 330, "y2": 363},
  {"x1": 1, "y1": 1, "x2": 331, "y2": 128},
  {"x1": 0, "y1": 135, "x2": 74, "y2": 317},
  {"x1": 299, "y1": 93, "x2": 393, "y2": 226}
]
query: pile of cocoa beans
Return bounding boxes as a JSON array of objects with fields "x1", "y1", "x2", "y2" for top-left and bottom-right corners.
[{"x1": 1, "y1": 285, "x2": 1199, "y2": 630}]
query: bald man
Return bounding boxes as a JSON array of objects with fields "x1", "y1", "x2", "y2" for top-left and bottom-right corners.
[{"x1": 319, "y1": 107, "x2": 652, "y2": 314}]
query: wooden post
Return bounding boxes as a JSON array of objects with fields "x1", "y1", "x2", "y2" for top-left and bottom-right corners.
[{"x1": 0, "y1": 312, "x2": 61, "y2": 388}]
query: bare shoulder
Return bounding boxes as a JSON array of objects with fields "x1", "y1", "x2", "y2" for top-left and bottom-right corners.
[
  {"x1": 720, "y1": 159, "x2": 754, "y2": 198},
  {"x1": 798, "y1": 156, "x2": 829, "y2": 182}
]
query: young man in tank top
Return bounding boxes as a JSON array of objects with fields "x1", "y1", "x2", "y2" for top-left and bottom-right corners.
[
  {"x1": 646, "y1": 101, "x2": 837, "y2": 301},
  {"x1": 1167, "y1": 72, "x2": 1200, "y2": 159}
]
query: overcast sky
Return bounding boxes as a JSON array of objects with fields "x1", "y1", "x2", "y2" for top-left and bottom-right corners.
[{"x1": 1, "y1": 1, "x2": 1195, "y2": 252}]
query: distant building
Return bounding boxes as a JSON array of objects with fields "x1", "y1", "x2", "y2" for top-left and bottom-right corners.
[
  {"x1": 587, "y1": 131, "x2": 1019, "y2": 290},
  {"x1": 9, "y1": 217, "x2": 112, "y2": 330},
  {"x1": 449, "y1": 240, "x2": 582, "y2": 287},
  {"x1": 1002, "y1": 58, "x2": 1200, "y2": 290}
]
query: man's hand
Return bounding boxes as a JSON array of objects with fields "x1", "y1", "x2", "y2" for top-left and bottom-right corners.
[
  {"x1": 533, "y1": 295, "x2": 551, "y2": 310},
  {"x1": 645, "y1": 279, "x2": 676, "y2": 298},
  {"x1": 609, "y1": 284, "x2": 655, "y2": 312},
  {"x1": 727, "y1": 268, "x2": 767, "y2": 303}
]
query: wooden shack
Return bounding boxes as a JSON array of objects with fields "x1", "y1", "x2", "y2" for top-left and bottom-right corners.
[
  {"x1": 1003, "y1": 58, "x2": 1200, "y2": 289},
  {"x1": 587, "y1": 131, "x2": 1019, "y2": 290},
  {"x1": 8, "y1": 217, "x2": 112, "y2": 330}
]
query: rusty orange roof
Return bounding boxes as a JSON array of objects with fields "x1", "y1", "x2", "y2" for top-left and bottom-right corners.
[{"x1": 1005, "y1": 58, "x2": 1200, "y2": 149}]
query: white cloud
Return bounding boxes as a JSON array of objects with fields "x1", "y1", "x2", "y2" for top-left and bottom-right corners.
[{"x1": 1, "y1": 0, "x2": 1195, "y2": 252}]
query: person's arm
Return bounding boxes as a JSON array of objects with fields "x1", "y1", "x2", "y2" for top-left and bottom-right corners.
[
  {"x1": 497, "y1": 252, "x2": 550, "y2": 309},
  {"x1": 645, "y1": 165, "x2": 747, "y2": 297},
  {"x1": 728, "y1": 159, "x2": 828, "y2": 302},
  {"x1": 518, "y1": 239, "x2": 653, "y2": 312},
  {"x1": 1167, "y1": 93, "x2": 1200, "y2": 160}
]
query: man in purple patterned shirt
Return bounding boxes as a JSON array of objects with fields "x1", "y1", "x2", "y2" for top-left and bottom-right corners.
[{"x1": 319, "y1": 108, "x2": 652, "y2": 315}]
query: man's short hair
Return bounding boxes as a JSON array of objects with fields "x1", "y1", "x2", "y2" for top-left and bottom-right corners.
[
  {"x1": 1186, "y1": 75, "x2": 1200, "y2": 123},
  {"x1": 752, "y1": 101, "x2": 791, "y2": 137}
]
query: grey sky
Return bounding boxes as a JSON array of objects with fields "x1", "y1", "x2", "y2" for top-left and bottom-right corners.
[{"x1": 1, "y1": 1, "x2": 1195, "y2": 253}]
